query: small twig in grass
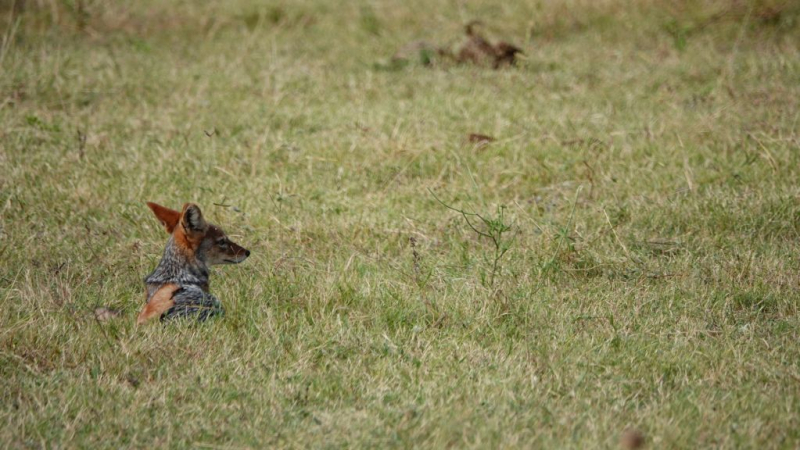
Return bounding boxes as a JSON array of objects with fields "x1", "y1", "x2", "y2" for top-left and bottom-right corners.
[
  {"x1": 430, "y1": 312, "x2": 448, "y2": 329},
  {"x1": 429, "y1": 190, "x2": 492, "y2": 239},
  {"x1": 76, "y1": 128, "x2": 87, "y2": 160},
  {"x1": 409, "y1": 236, "x2": 435, "y2": 315},
  {"x1": 429, "y1": 189, "x2": 515, "y2": 288},
  {"x1": 409, "y1": 236, "x2": 422, "y2": 282},
  {"x1": 582, "y1": 160, "x2": 595, "y2": 198}
]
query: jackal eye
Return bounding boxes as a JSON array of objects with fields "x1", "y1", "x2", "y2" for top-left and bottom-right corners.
[{"x1": 217, "y1": 239, "x2": 229, "y2": 249}]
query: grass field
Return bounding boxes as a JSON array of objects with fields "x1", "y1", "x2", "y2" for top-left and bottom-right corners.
[{"x1": 1, "y1": 0, "x2": 799, "y2": 447}]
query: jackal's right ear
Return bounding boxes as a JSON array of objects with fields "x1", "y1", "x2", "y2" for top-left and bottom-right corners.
[
  {"x1": 181, "y1": 203, "x2": 207, "y2": 233},
  {"x1": 147, "y1": 202, "x2": 181, "y2": 233}
]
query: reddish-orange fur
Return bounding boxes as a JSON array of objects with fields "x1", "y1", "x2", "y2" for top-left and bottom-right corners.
[
  {"x1": 172, "y1": 224, "x2": 198, "y2": 257},
  {"x1": 136, "y1": 283, "x2": 180, "y2": 324}
]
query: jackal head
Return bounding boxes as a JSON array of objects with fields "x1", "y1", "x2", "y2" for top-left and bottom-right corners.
[{"x1": 147, "y1": 202, "x2": 251, "y2": 265}]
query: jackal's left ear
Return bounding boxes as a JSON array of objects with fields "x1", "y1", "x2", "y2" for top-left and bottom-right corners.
[
  {"x1": 181, "y1": 203, "x2": 207, "y2": 233},
  {"x1": 147, "y1": 202, "x2": 181, "y2": 233}
]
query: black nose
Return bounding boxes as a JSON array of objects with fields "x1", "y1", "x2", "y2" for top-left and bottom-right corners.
[{"x1": 245, "y1": 250, "x2": 251, "y2": 257}]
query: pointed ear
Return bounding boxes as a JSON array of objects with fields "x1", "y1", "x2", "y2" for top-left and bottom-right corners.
[
  {"x1": 147, "y1": 202, "x2": 181, "y2": 233},
  {"x1": 181, "y1": 203, "x2": 207, "y2": 233}
]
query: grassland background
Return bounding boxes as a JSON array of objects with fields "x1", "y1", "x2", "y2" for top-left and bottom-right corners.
[{"x1": 1, "y1": 0, "x2": 799, "y2": 448}]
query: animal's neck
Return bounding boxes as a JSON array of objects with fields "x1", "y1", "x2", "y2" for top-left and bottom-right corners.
[{"x1": 146, "y1": 236, "x2": 209, "y2": 287}]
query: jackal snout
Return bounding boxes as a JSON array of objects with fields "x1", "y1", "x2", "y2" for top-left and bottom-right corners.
[{"x1": 205, "y1": 226, "x2": 251, "y2": 265}]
